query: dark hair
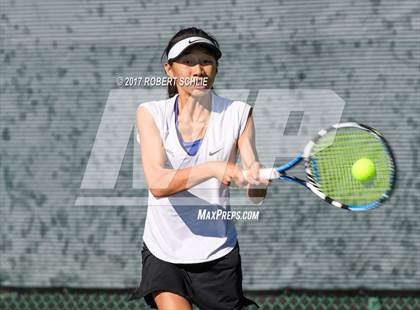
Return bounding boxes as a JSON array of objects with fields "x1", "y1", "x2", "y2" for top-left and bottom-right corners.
[{"x1": 162, "y1": 27, "x2": 220, "y2": 98}]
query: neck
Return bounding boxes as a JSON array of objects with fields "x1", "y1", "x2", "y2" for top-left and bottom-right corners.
[{"x1": 177, "y1": 90, "x2": 212, "y2": 122}]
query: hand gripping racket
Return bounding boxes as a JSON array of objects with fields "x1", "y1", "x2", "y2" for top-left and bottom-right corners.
[{"x1": 245, "y1": 123, "x2": 396, "y2": 211}]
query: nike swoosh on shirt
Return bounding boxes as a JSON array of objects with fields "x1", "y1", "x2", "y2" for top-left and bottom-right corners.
[{"x1": 209, "y1": 148, "x2": 223, "y2": 156}]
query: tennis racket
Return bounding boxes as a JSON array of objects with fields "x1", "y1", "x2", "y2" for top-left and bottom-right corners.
[{"x1": 244, "y1": 123, "x2": 396, "y2": 211}]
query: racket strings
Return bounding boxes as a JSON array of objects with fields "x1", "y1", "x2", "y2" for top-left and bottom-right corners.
[{"x1": 308, "y1": 127, "x2": 394, "y2": 206}]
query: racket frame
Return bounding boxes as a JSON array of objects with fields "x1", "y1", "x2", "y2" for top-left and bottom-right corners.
[
  {"x1": 260, "y1": 123, "x2": 397, "y2": 211},
  {"x1": 302, "y1": 122, "x2": 396, "y2": 211}
]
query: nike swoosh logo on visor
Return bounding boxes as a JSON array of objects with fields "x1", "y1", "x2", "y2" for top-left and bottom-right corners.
[
  {"x1": 209, "y1": 148, "x2": 223, "y2": 156},
  {"x1": 188, "y1": 39, "x2": 202, "y2": 44}
]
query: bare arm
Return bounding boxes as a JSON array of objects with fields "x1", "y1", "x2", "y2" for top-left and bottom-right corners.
[
  {"x1": 237, "y1": 109, "x2": 258, "y2": 169},
  {"x1": 237, "y1": 108, "x2": 270, "y2": 204}
]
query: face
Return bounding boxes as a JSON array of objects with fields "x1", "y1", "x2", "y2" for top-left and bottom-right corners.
[{"x1": 164, "y1": 46, "x2": 218, "y2": 96}]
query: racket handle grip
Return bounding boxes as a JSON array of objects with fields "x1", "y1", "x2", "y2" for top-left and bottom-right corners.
[{"x1": 243, "y1": 168, "x2": 280, "y2": 180}]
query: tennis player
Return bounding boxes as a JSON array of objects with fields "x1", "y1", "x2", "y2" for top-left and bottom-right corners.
[{"x1": 128, "y1": 27, "x2": 270, "y2": 309}]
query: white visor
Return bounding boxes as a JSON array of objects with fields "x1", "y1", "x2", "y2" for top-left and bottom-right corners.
[{"x1": 167, "y1": 36, "x2": 221, "y2": 61}]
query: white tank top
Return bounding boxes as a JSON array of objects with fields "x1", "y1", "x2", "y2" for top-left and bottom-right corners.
[{"x1": 136, "y1": 92, "x2": 251, "y2": 263}]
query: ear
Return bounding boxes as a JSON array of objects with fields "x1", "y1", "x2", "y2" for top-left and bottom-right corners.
[{"x1": 164, "y1": 63, "x2": 174, "y2": 78}]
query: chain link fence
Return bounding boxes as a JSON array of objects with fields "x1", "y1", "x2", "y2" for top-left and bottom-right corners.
[{"x1": 1, "y1": 288, "x2": 419, "y2": 310}]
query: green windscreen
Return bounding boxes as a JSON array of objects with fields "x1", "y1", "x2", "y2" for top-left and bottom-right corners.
[{"x1": 308, "y1": 126, "x2": 395, "y2": 207}]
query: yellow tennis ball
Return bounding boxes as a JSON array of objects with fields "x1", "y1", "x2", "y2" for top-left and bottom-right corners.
[{"x1": 352, "y1": 158, "x2": 376, "y2": 182}]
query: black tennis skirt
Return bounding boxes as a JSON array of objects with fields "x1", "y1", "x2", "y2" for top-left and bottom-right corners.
[{"x1": 127, "y1": 241, "x2": 259, "y2": 309}]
